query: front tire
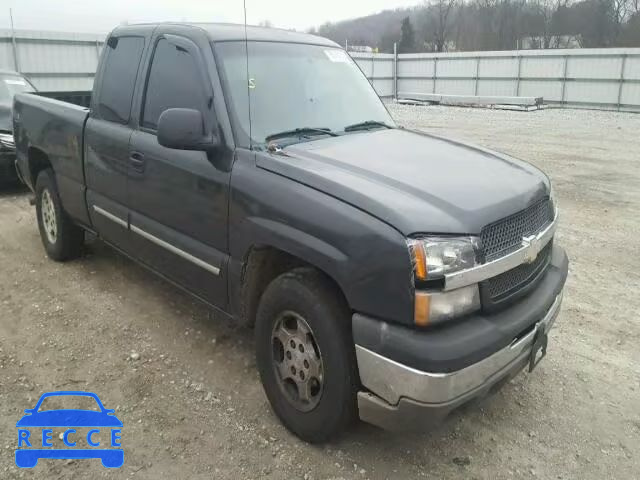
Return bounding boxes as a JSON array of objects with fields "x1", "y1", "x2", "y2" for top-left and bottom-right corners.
[
  {"x1": 255, "y1": 268, "x2": 358, "y2": 443},
  {"x1": 35, "y1": 168, "x2": 84, "y2": 261}
]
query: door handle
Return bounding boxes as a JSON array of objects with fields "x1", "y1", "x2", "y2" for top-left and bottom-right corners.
[{"x1": 129, "y1": 152, "x2": 145, "y2": 172}]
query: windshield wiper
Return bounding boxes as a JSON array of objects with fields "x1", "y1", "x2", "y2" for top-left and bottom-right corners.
[
  {"x1": 265, "y1": 127, "x2": 338, "y2": 143},
  {"x1": 344, "y1": 120, "x2": 393, "y2": 132}
]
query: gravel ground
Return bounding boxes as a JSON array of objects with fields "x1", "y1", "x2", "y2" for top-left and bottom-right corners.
[{"x1": 1, "y1": 104, "x2": 639, "y2": 479}]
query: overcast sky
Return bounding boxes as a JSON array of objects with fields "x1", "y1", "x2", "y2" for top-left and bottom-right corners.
[{"x1": 1, "y1": 0, "x2": 420, "y2": 34}]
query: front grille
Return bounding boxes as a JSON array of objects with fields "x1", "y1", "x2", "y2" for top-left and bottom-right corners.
[
  {"x1": 480, "y1": 198, "x2": 554, "y2": 262},
  {"x1": 484, "y1": 241, "x2": 552, "y2": 302}
]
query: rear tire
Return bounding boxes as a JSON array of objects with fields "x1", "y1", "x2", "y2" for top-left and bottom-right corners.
[
  {"x1": 255, "y1": 268, "x2": 358, "y2": 443},
  {"x1": 35, "y1": 168, "x2": 84, "y2": 261}
]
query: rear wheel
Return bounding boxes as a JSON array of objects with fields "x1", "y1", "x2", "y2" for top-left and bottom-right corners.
[
  {"x1": 255, "y1": 268, "x2": 358, "y2": 443},
  {"x1": 35, "y1": 168, "x2": 84, "y2": 261}
]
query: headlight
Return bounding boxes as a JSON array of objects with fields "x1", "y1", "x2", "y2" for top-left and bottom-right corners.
[
  {"x1": 415, "y1": 285, "x2": 480, "y2": 326},
  {"x1": 409, "y1": 236, "x2": 481, "y2": 326},
  {"x1": 408, "y1": 236, "x2": 479, "y2": 280},
  {"x1": 0, "y1": 132, "x2": 15, "y2": 150}
]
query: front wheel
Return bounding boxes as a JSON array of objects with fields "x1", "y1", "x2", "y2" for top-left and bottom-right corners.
[
  {"x1": 35, "y1": 168, "x2": 84, "y2": 261},
  {"x1": 255, "y1": 268, "x2": 358, "y2": 443}
]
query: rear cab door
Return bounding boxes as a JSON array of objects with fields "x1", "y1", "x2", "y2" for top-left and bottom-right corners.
[
  {"x1": 84, "y1": 26, "x2": 153, "y2": 250},
  {"x1": 126, "y1": 25, "x2": 235, "y2": 311}
]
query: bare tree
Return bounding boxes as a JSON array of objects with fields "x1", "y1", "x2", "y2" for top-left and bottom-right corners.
[
  {"x1": 532, "y1": 0, "x2": 570, "y2": 48},
  {"x1": 424, "y1": 0, "x2": 459, "y2": 51},
  {"x1": 313, "y1": 0, "x2": 640, "y2": 51},
  {"x1": 611, "y1": 0, "x2": 632, "y2": 39},
  {"x1": 399, "y1": 17, "x2": 417, "y2": 52}
]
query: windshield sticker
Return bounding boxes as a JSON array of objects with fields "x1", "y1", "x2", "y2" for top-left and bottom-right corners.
[
  {"x1": 5, "y1": 79, "x2": 27, "y2": 86},
  {"x1": 324, "y1": 49, "x2": 351, "y2": 63}
]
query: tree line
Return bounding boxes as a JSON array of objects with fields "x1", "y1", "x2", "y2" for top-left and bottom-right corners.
[{"x1": 311, "y1": 0, "x2": 640, "y2": 52}]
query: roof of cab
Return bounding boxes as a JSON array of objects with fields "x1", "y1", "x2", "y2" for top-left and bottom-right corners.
[{"x1": 114, "y1": 22, "x2": 339, "y2": 48}]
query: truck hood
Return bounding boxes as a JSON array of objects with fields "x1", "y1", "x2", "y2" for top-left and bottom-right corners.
[{"x1": 256, "y1": 128, "x2": 549, "y2": 235}]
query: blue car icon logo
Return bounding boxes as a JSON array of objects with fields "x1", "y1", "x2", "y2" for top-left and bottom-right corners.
[{"x1": 15, "y1": 391, "x2": 123, "y2": 468}]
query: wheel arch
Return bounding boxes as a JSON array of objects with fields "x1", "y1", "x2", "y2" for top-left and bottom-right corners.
[
  {"x1": 236, "y1": 242, "x2": 351, "y2": 328},
  {"x1": 27, "y1": 146, "x2": 52, "y2": 189}
]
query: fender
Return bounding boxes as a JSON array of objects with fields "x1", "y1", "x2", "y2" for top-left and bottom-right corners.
[{"x1": 228, "y1": 150, "x2": 415, "y2": 326}]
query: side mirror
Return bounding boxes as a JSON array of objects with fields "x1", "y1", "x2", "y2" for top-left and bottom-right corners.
[{"x1": 157, "y1": 108, "x2": 218, "y2": 151}]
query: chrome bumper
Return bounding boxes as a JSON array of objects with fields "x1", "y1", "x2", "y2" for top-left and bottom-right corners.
[{"x1": 356, "y1": 291, "x2": 563, "y2": 429}]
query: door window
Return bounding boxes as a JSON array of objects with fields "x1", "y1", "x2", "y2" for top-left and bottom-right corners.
[
  {"x1": 96, "y1": 36, "x2": 145, "y2": 124},
  {"x1": 141, "y1": 38, "x2": 207, "y2": 130}
]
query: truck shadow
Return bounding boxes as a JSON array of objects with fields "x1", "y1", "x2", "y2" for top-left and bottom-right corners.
[{"x1": 0, "y1": 182, "x2": 29, "y2": 198}]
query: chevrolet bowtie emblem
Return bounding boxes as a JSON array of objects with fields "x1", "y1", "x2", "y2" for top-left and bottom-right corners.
[{"x1": 521, "y1": 235, "x2": 540, "y2": 264}]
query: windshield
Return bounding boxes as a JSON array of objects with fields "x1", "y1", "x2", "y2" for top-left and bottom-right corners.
[
  {"x1": 0, "y1": 74, "x2": 35, "y2": 102},
  {"x1": 215, "y1": 41, "x2": 395, "y2": 147}
]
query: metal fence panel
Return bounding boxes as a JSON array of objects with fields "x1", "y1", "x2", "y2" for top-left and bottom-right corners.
[
  {"x1": 19, "y1": 42, "x2": 98, "y2": 73},
  {"x1": 520, "y1": 56, "x2": 565, "y2": 78},
  {"x1": 624, "y1": 57, "x2": 640, "y2": 79},
  {"x1": 567, "y1": 55, "x2": 622, "y2": 79},
  {"x1": 373, "y1": 59, "x2": 393, "y2": 77},
  {"x1": 388, "y1": 48, "x2": 640, "y2": 111},
  {"x1": 620, "y1": 83, "x2": 640, "y2": 105},
  {"x1": 0, "y1": 39, "x2": 14, "y2": 70},
  {"x1": 398, "y1": 78, "x2": 434, "y2": 94},
  {"x1": 437, "y1": 58, "x2": 477, "y2": 77},
  {"x1": 435, "y1": 78, "x2": 475, "y2": 95},
  {"x1": 518, "y1": 80, "x2": 563, "y2": 102},
  {"x1": 565, "y1": 81, "x2": 619, "y2": 104},
  {"x1": 477, "y1": 79, "x2": 515, "y2": 96},
  {"x1": 0, "y1": 29, "x2": 104, "y2": 91},
  {"x1": 478, "y1": 57, "x2": 518, "y2": 78},
  {"x1": 2, "y1": 30, "x2": 640, "y2": 112},
  {"x1": 398, "y1": 58, "x2": 435, "y2": 77},
  {"x1": 372, "y1": 79, "x2": 394, "y2": 97}
]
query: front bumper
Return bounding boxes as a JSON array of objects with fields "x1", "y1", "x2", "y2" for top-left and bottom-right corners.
[
  {"x1": 354, "y1": 244, "x2": 568, "y2": 431},
  {"x1": 357, "y1": 292, "x2": 562, "y2": 431}
]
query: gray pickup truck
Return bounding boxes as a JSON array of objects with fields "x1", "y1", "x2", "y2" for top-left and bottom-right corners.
[{"x1": 13, "y1": 23, "x2": 568, "y2": 443}]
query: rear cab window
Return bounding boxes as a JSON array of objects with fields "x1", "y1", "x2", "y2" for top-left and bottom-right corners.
[{"x1": 96, "y1": 36, "x2": 145, "y2": 124}]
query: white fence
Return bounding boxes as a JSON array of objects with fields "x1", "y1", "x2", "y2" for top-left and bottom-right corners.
[
  {"x1": 1, "y1": 29, "x2": 639, "y2": 112},
  {"x1": 351, "y1": 48, "x2": 640, "y2": 112},
  {"x1": 0, "y1": 29, "x2": 105, "y2": 92}
]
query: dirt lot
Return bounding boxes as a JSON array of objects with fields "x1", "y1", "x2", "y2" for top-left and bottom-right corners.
[{"x1": 1, "y1": 104, "x2": 639, "y2": 479}]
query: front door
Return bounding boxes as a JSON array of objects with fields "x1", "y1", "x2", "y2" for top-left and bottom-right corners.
[{"x1": 127, "y1": 33, "x2": 230, "y2": 310}]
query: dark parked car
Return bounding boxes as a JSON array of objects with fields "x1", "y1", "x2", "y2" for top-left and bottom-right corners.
[
  {"x1": 13, "y1": 23, "x2": 568, "y2": 443},
  {"x1": 0, "y1": 70, "x2": 36, "y2": 184}
]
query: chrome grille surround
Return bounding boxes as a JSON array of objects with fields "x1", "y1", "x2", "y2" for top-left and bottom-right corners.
[
  {"x1": 480, "y1": 198, "x2": 554, "y2": 262},
  {"x1": 484, "y1": 241, "x2": 552, "y2": 302}
]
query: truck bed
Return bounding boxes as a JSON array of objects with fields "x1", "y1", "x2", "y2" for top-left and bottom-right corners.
[
  {"x1": 37, "y1": 91, "x2": 92, "y2": 109},
  {"x1": 14, "y1": 92, "x2": 90, "y2": 225}
]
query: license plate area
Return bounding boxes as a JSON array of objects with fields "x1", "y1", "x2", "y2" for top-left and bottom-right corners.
[{"x1": 528, "y1": 327, "x2": 548, "y2": 372}]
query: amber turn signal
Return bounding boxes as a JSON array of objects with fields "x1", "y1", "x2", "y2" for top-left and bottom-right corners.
[
  {"x1": 414, "y1": 292, "x2": 431, "y2": 326},
  {"x1": 410, "y1": 241, "x2": 428, "y2": 281}
]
